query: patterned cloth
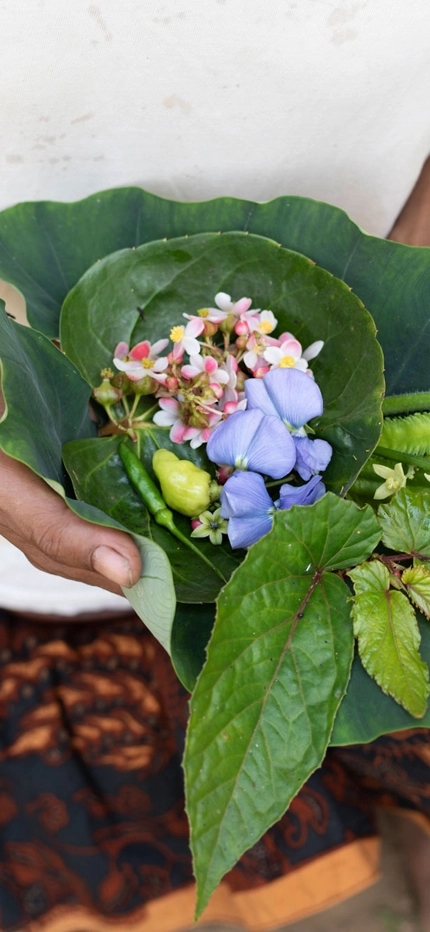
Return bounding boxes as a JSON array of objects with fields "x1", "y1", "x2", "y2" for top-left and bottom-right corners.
[{"x1": 0, "y1": 608, "x2": 429, "y2": 931}]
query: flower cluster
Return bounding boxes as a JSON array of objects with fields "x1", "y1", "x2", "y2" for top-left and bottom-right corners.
[
  {"x1": 96, "y1": 292, "x2": 331, "y2": 551},
  {"x1": 102, "y1": 292, "x2": 324, "y2": 450},
  {"x1": 207, "y1": 367, "x2": 331, "y2": 548}
]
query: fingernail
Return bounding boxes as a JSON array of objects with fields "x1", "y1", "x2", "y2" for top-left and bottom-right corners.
[{"x1": 92, "y1": 546, "x2": 133, "y2": 587}]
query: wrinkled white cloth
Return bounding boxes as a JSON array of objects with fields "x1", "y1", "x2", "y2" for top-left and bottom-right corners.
[
  {"x1": 0, "y1": 0, "x2": 429, "y2": 615},
  {"x1": 0, "y1": 536, "x2": 128, "y2": 615}
]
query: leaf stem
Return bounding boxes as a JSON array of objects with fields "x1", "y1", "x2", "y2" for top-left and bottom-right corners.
[
  {"x1": 167, "y1": 525, "x2": 228, "y2": 582},
  {"x1": 375, "y1": 445, "x2": 430, "y2": 471},
  {"x1": 382, "y1": 392, "x2": 430, "y2": 416}
]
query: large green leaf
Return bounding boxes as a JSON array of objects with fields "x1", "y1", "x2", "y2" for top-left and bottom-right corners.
[
  {"x1": 60, "y1": 232, "x2": 383, "y2": 493},
  {"x1": 63, "y1": 434, "x2": 240, "y2": 602},
  {"x1": 0, "y1": 188, "x2": 428, "y2": 401},
  {"x1": 348, "y1": 560, "x2": 429, "y2": 718},
  {"x1": 0, "y1": 307, "x2": 176, "y2": 647},
  {"x1": 184, "y1": 494, "x2": 380, "y2": 915}
]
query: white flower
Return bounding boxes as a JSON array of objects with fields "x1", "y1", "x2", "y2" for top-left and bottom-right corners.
[
  {"x1": 113, "y1": 339, "x2": 169, "y2": 382},
  {"x1": 190, "y1": 507, "x2": 228, "y2": 545},
  {"x1": 247, "y1": 310, "x2": 278, "y2": 335},
  {"x1": 153, "y1": 398, "x2": 187, "y2": 443},
  {"x1": 181, "y1": 353, "x2": 229, "y2": 385},
  {"x1": 373, "y1": 462, "x2": 413, "y2": 500},
  {"x1": 170, "y1": 319, "x2": 204, "y2": 359}
]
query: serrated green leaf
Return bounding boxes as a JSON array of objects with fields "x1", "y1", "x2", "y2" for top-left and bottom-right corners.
[
  {"x1": 184, "y1": 493, "x2": 380, "y2": 916},
  {"x1": 402, "y1": 565, "x2": 430, "y2": 619},
  {"x1": 348, "y1": 560, "x2": 429, "y2": 718},
  {"x1": 378, "y1": 488, "x2": 430, "y2": 556}
]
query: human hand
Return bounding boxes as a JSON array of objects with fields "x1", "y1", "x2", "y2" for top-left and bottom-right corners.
[{"x1": 0, "y1": 448, "x2": 142, "y2": 595}]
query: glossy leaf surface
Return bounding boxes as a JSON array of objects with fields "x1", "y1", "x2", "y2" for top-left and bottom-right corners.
[
  {"x1": 0, "y1": 187, "x2": 428, "y2": 403},
  {"x1": 60, "y1": 231, "x2": 383, "y2": 493},
  {"x1": 184, "y1": 494, "x2": 380, "y2": 914}
]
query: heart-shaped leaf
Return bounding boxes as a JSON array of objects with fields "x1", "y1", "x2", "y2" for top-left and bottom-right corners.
[
  {"x1": 60, "y1": 231, "x2": 383, "y2": 493},
  {"x1": 184, "y1": 494, "x2": 381, "y2": 915}
]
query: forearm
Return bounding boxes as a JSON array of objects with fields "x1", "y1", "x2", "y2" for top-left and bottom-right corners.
[{"x1": 388, "y1": 156, "x2": 430, "y2": 247}]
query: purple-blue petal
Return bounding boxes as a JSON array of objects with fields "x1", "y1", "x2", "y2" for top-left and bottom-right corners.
[
  {"x1": 220, "y1": 471, "x2": 274, "y2": 519},
  {"x1": 294, "y1": 436, "x2": 332, "y2": 480},
  {"x1": 220, "y1": 472, "x2": 276, "y2": 548},
  {"x1": 278, "y1": 475, "x2": 326, "y2": 510},
  {"x1": 244, "y1": 378, "x2": 278, "y2": 416},
  {"x1": 246, "y1": 415, "x2": 296, "y2": 478},
  {"x1": 207, "y1": 408, "x2": 295, "y2": 479},
  {"x1": 206, "y1": 408, "x2": 265, "y2": 468},
  {"x1": 263, "y1": 368, "x2": 323, "y2": 428},
  {"x1": 227, "y1": 514, "x2": 274, "y2": 549}
]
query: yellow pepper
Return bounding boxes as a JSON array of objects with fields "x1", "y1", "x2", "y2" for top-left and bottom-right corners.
[{"x1": 152, "y1": 449, "x2": 219, "y2": 517}]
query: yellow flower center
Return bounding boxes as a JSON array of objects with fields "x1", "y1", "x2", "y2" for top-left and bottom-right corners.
[
  {"x1": 197, "y1": 308, "x2": 209, "y2": 318},
  {"x1": 100, "y1": 367, "x2": 114, "y2": 379},
  {"x1": 258, "y1": 320, "x2": 275, "y2": 334},
  {"x1": 386, "y1": 477, "x2": 400, "y2": 491},
  {"x1": 140, "y1": 358, "x2": 155, "y2": 369},
  {"x1": 279, "y1": 355, "x2": 295, "y2": 368},
  {"x1": 170, "y1": 325, "x2": 185, "y2": 343}
]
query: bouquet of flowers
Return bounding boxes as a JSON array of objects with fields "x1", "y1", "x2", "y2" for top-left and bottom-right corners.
[{"x1": 1, "y1": 187, "x2": 430, "y2": 915}]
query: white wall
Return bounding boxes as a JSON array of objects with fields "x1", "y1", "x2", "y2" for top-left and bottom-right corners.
[{"x1": 1, "y1": 0, "x2": 429, "y2": 235}]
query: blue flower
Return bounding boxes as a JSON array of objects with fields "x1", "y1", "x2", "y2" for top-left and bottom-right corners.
[
  {"x1": 220, "y1": 471, "x2": 276, "y2": 549},
  {"x1": 245, "y1": 367, "x2": 332, "y2": 479},
  {"x1": 278, "y1": 474, "x2": 326, "y2": 509},
  {"x1": 206, "y1": 408, "x2": 296, "y2": 480},
  {"x1": 293, "y1": 437, "x2": 332, "y2": 481},
  {"x1": 245, "y1": 367, "x2": 323, "y2": 431}
]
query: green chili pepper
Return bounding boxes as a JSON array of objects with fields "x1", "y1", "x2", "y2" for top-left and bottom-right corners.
[{"x1": 118, "y1": 442, "x2": 227, "y2": 581}]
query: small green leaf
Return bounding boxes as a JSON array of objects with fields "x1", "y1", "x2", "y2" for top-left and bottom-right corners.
[
  {"x1": 402, "y1": 565, "x2": 430, "y2": 619},
  {"x1": 184, "y1": 494, "x2": 380, "y2": 917},
  {"x1": 378, "y1": 488, "x2": 430, "y2": 556},
  {"x1": 122, "y1": 533, "x2": 176, "y2": 654},
  {"x1": 348, "y1": 560, "x2": 429, "y2": 718}
]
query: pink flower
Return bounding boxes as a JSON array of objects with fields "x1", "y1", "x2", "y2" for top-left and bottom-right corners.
[
  {"x1": 170, "y1": 319, "x2": 204, "y2": 359},
  {"x1": 181, "y1": 353, "x2": 229, "y2": 385},
  {"x1": 152, "y1": 398, "x2": 187, "y2": 443},
  {"x1": 263, "y1": 334, "x2": 323, "y2": 373},
  {"x1": 113, "y1": 339, "x2": 169, "y2": 382}
]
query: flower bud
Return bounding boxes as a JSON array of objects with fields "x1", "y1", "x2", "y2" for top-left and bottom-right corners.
[
  {"x1": 235, "y1": 320, "x2": 249, "y2": 336},
  {"x1": 152, "y1": 449, "x2": 213, "y2": 516},
  {"x1": 216, "y1": 464, "x2": 234, "y2": 484},
  {"x1": 254, "y1": 366, "x2": 270, "y2": 379},
  {"x1": 165, "y1": 376, "x2": 179, "y2": 392},
  {"x1": 92, "y1": 378, "x2": 123, "y2": 406},
  {"x1": 235, "y1": 335, "x2": 248, "y2": 351},
  {"x1": 202, "y1": 320, "x2": 218, "y2": 337},
  {"x1": 130, "y1": 375, "x2": 158, "y2": 395},
  {"x1": 219, "y1": 313, "x2": 236, "y2": 335},
  {"x1": 209, "y1": 381, "x2": 224, "y2": 399}
]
